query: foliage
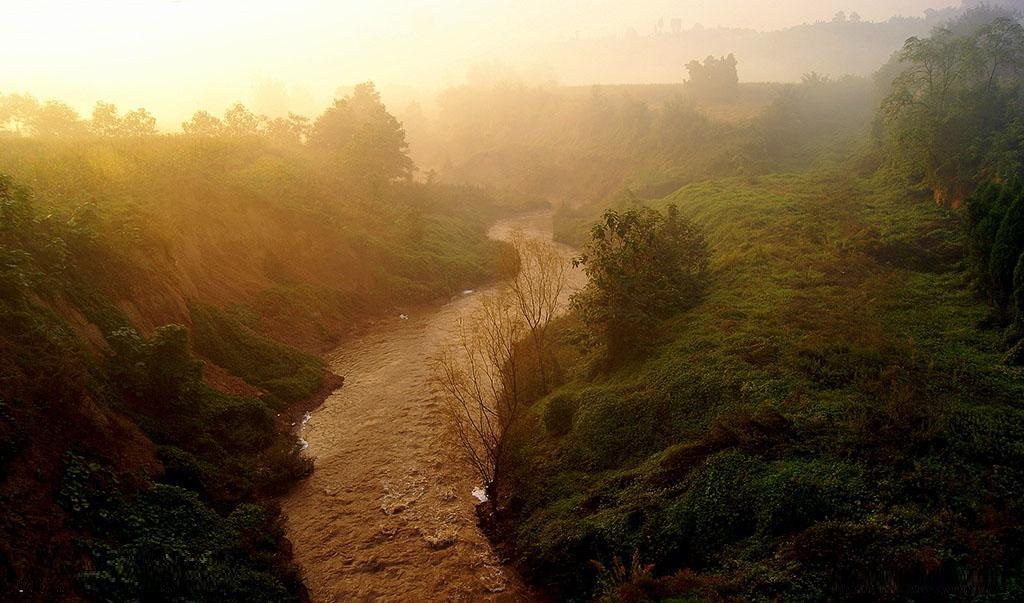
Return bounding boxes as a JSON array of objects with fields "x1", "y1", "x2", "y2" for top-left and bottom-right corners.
[
  {"x1": 90, "y1": 102, "x2": 157, "y2": 137},
  {"x1": 543, "y1": 392, "x2": 578, "y2": 436},
  {"x1": 189, "y1": 304, "x2": 324, "y2": 408},
  {"x1": 60, "y1": 454, "x2": 300, "y2": 602},
  {"x1": 879, "y1": 8, "x2": 1024, "y2": 206},
  {"x1": 571, "y1": 204, "x2": 710, "y2": 359},
  {"x1": 500, "y1": 171, "x2": 1024, "y2": 600},
  {"x1": 963, "y1": 178, "x2": 1024, "y2": 354},
  {"x1": 0, "y1": 80, "x2": 506, "y2": 598},
  {"x1": 310, "y1": 82, "x2": 414, "y2": 192}
]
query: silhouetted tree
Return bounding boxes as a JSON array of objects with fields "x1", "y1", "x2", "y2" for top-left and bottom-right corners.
[
  {"x1": 310, "y1": 82, "x2": 414, "y2": 190},
  {"x1": 29, "y1": 100, "x2": 85, "y2": 137},
  {"x1": 90, "y1": 101, "x2": 123, "y2": 136},
  {"x1": 0, "y1": 93, "x2": 39, "y2": 134},
  {"x1": 223, "y1": 103, "x2": 262, "y2": 137},
  {"x1": 122, "y1": 108, "x2": 157, "y2": 136},
  {"x1": 91, "y1": 102, "x2": 157, "y2": 136},
  {"x1": 685, "y1": 54, "x2": 739, "y2": 98},
  {"x1": 181, "y1": 110, "x2": 225, "y2": 136},
  {"x1": 264, "y1": 113, "x2": 310, "y2": 145}
]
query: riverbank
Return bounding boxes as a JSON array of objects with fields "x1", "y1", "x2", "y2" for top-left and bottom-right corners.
[{"x1": 280, "y1": 211, "x2": 578, "y2": 601}]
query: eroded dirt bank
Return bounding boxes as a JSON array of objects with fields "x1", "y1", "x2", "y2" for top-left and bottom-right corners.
[{"x1": 282, "y1": 212, "x2": 583, "y2": 602}]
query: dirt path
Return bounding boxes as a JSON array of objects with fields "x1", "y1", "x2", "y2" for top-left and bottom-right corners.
[{"x1": 282, "y1": 211, "x2": 583, "y2": 602}]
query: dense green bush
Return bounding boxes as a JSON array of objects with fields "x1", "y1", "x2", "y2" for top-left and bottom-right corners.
[
  {"x1": 543, "y1": 392, "x2": 579, "y2": 436},
  {"x1": 567, "y1": 391, "x2": 663, "y2": 470},
  {"x1": 1012, "y1": 253, "x2": 1024, "y2": 338},
  {"x1": 571, "y1": 204, "x2": 710, "y2": 360},
  {"x1": 990, "y1": 192, "x2": 1024, "y2": 308},
  {"x1": 61, "y1": 455, "x2": 298, "y2": 602},
  {"x1": 964, "y1": 179, "x2": 1024, "y2": 356}
]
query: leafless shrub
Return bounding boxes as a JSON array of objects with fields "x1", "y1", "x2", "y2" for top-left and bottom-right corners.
[
  {"x1": 507, "y1": 232, "x2": 568, "y2": 389},
  {"x1": 431, "y1": 291, "x2": 525, "y2": 485}
]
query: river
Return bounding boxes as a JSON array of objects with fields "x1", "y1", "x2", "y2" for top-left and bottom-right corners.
[{"x1": 281, "y1": 211, "x2": 584, "y2": 602}]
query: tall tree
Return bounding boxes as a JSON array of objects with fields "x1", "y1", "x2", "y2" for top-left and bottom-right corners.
[
  {"x1": 122, "y1": 108, "x2": 157, "y2": 136},
  {"x1": 310, "y1": 82, "x2": 414, "y2": 192},
  {"x1": 0, "y1": 93, "x2": 39, "y2": 134},
  {"x1": 90, "y1": 101, "x2": 123, "y2": 136},
  {"x1": 28, "y1": 100, "x2": 85, "y2": 138},
  {"x1": 181, "y1": 110, "x2": 225, "y2": 136},
  {"x1": 223, "y1": 103, "x2": 262, "y2": 137},
  {"x1": 881, "y1": 10, "x2": 1024, "y2": 206}
]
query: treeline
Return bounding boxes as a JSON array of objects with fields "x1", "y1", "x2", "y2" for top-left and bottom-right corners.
[
  {"x1": 526, "y1": 5, "x2": 963, "y2": 84},
  {"x1": 0, "y1": 94, "x2": 157, "y2": 137},
  {"x1": 0, "y1": 84, "x2": 510, "y2": 600}
]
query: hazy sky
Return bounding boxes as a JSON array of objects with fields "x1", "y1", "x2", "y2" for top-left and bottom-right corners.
[{"x1": 2, "y1": 0, "x2": 956, "y2": 127}]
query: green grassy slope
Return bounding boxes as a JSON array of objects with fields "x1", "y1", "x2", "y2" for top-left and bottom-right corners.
[{"x1": 501, "y1": 170, "x2": 1024, "y2": 600}]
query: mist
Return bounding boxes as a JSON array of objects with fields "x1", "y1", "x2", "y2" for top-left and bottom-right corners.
[
  {"x1": 4, "y1": 1, "x2": 1024, "y2": 601},
  {"x1": 3, "y1": 0, "x2": 958, "y2": 127}
]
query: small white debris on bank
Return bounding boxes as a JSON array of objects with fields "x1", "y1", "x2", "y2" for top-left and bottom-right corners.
[
  {"x1": 462, "y1": 289, "x2": 475, "y2": 295},
  {"x1": 296, "y1": 412, "x2": 313, "y2": 452},
  {"x1": 472, "y1": 486, "x2": 489, "y2": 503}
]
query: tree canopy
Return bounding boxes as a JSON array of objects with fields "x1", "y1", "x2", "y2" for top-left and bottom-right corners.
[
  {"x1": 572, "y1": 204, "x2": 710, "y2": 359},
  {"x1": 880, "y1": 8, "x2": 1024, "y2": 206},
  {"x1": 310, "y1": 82, "x2": 414, "y2": 190}
]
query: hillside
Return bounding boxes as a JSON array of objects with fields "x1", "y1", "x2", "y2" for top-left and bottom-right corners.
[
  {"x1": 469, "y1": 6, "x2": 1024, "y2": 600},
  {"x1": 6, "y1": 2, "x2": 1024, "y2": 601},
  {"x1": 407, "y1": 76, "x2": 874, "y2": 222},
  {"x1": 497, "y1": 170, "x2": 1024, "y2": 599},
  {"x1": 0, "y1": 89, "x2": 510, "y2": 599}
]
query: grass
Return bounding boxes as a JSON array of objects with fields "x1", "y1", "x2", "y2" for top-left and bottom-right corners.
[
  {"x1": 503, "y1": 169, "x2": 1024, "y2": 600},
  {"x1": 190, "y1": 303, "x2": 325, "y2": 408}
]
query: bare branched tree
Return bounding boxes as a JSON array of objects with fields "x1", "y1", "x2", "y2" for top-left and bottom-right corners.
[
  {"x1": 431, "y1": 291, "x2": 526, "y2": 485},
  {"x1": 507, "y1": 232, "x2": 568, "y2": 389}
]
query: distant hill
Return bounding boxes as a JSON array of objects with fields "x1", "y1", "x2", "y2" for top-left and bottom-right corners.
[{"x1": 530, "y1": 6, "x2": 967, "y2": 83}]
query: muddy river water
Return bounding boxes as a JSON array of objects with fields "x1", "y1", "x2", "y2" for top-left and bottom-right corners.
[{"x1": 282, "y1": 211, "x2": 584, "y2": 602}]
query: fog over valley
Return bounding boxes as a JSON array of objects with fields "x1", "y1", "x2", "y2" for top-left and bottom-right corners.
[
  {"x1": 1, "y1": 0, "x2": 986, "y2": 127},
  {"x1": 4, "y1": 1, "x2": 1024, "y2": 601}
]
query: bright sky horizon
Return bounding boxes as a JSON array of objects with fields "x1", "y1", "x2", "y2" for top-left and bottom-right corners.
[{"x1": 2, "y1": 0, "x2": 957, "y2": 128}]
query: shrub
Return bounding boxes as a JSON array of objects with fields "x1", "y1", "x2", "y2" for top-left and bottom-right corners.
[
  {"x1": 567, "y1": 391, "x2": 662, "y2": 470},
  {"x1": 543, "y1": 392, "x2": 578, "y2": 435},
  {"x1": 571, "y1": 205, "x2": 710, "y2": 360},
  {"x1": 59, "y1": 454, "x2": 301, "y2": 601},
  {"x1": 990, "y1": 191, "x2": 1024, "y2": 307}
]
